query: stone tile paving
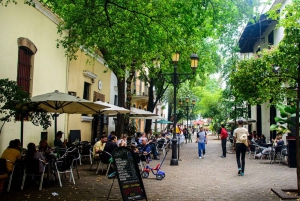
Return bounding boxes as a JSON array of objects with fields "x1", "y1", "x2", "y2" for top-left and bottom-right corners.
[{"x1": 0, "y1": 135, "x2": 297, "y2": 201}]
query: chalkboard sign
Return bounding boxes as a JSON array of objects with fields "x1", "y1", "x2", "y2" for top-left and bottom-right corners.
[{"x1": 112, "y1": 147, "x2": 147, "y2": 201}]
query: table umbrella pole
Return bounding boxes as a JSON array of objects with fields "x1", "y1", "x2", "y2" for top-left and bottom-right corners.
[
  {"x1": 54, "y1": 113, "x2": 57, "y2": 136},
  {"x1": 20, "y1": 116, "x2": 24, "y2": 147}
]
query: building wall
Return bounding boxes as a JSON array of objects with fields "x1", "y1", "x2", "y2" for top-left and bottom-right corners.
[
  {"x1": 0, "y1": 1, "x2": 68, "y2": 153},
  {"x1": 108, "y1": 72, "x2": 118, "y2": 134},
  {"x1": 68, "y1": 51, "x2": 112, "y2": 141}
]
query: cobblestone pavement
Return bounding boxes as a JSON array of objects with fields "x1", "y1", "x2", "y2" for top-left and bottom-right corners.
[{"x1": 0, "y1": 135, "x2": 297, "y2": 201}]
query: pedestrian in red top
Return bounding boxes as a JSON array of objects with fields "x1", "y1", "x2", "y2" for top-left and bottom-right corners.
[{"x1": 219, "y1": 124, "x2": 228, "y2": 158}]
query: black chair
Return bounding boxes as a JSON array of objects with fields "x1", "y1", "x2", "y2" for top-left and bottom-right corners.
[
  {"x1": 21, "y1": 158, "x2": 47, "y2": 191},
  {"x1": 96, "y1": 151, "x2": 112, "y2": 176},
  {"x1": 55, "y1": 155, "x2": 76, "y2": 187},
  {"x1": 156, "y1": 139, "x2": 166, "y2": 156},
  {"x1": 248, "y1": 144, "x2": 257, "y2": 159},
  {"x1": 80, "y1": 145, "x2": 92, "y2": 165},
  {"x1": 66, "y1": 150, "x2": 80, "y2": 179},
  {"x1": 270, "y1": 145, "x2": 284, "y2": 164},
  {"x1": 280, "y1": 145, "x2": 288, "y2": 164}
]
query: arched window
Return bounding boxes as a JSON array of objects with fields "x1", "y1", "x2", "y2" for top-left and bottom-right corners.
[{"x1": 17, "y1": 37, "x2": 37, "y2": 96}]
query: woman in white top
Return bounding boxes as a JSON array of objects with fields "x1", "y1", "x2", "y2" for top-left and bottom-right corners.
[{"x1": 117, "y1": 134, "x2": 128, "y2": 147}]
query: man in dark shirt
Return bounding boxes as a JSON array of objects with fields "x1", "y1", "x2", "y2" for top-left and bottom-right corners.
[
  {"x1": 54, "y1": 131, "x2": 67, "y2": 148},
  {"x1": 103, "y1": 136, "x2": 118, "y2": 155}
]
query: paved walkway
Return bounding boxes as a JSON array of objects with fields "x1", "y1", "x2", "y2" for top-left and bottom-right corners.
[{"x1": 1, "y1": 135, "x2": 297, "y2": 200}]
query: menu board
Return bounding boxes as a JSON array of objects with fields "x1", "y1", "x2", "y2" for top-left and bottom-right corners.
[{"x1": 112, "y1": 147, "x2": 147, "y2": 201}]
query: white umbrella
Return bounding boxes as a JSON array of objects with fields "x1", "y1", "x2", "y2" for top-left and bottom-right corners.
[
  {"x1": 131, "y1": 115, "x2": 164, "y2": 120},
  {"x1": 94, "y1": 101, "x2": 131, "y2": 114},
  {"x1": 31, "y1": 90, "x2": 109, "y2": 114},
  {"x1": 30, "y1": 90, "x2": 110, "y2": 139},
  {"x1": 130, "y1": 107, "x2": 158, "y2": 117}
]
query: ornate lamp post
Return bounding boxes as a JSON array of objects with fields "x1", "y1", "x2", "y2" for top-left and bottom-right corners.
[
  {"x1": 164, "y1": 52, "x2": 199, "y2": 166},
  {"x1": 179, "y1": 97, "x2": 196, "y2": 127}
]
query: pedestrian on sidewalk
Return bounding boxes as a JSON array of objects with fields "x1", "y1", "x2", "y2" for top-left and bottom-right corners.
[
  {"x1": 219, "y1": 124, "x2": 228, "y2": 158},
  {"x1": 183, "y1": 125, "x2": 188, "y2": 144},
  {"x1": 188, "y1": 126, "x2": 193, "y2": 143},
  {"x1": 196, "y1": 127, "x2": 206, "y2": 159},
  {"x1": 233, "y1": 119, "x2": 250, "y2": 176}
]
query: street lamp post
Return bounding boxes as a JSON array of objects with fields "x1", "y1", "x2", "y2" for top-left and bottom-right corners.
[
  {"x1": 164, "y1": 52, "x2": 199, "y2": 166},
  {"x1": 179, "y1": 97, "x2": 196, "y2": 127}
]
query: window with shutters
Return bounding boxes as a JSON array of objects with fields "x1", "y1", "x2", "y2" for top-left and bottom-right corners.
[
  {"x1": 16, "y1": 38, "x2": 37, "y2": 121},
  {"x1": 17, "y1": 46, "x2": 33, "y2": 95}
]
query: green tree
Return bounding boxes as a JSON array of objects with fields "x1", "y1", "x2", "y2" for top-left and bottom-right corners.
[
  {"x1": 229, "y1": 0, "x2": 300, "y2": 194},
  {"x1": 0, "y1": 79, "x2": 52, "y2": 141}
]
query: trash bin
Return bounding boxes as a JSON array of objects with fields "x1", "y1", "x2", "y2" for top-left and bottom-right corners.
[{"x1": 286, "y1": 136, "x2": 297, "y2": 168}]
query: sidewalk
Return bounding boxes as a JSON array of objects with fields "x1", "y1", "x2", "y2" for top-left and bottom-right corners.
[{"x1": 1, "y1": 135, "x2": 297, "y2": 200}]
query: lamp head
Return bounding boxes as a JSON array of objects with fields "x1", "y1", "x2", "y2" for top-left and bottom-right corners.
[
  {"x1": 172, "y1": 52, "x2": 180, "y2": 63},
  {"x1": 190, "y1": 53, "x2": 199, "y2": 70}
]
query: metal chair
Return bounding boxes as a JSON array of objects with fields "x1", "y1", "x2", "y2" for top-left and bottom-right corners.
[
  {"x1": 270, "y1": 145, "x2": 284, "y2": 164},
  {"x1": 280, "y1": 145, "x2": 288, "y2": 164},
  {"x1": 96, "y1": 151, "x2": 112, "y2": 176},
  {"x1": 66, "y1": 148, "x2": 80, "y2": 179},
  {"x1": 21, "y1": 158, "x2": 47, "y2": 191},
  {"x1": 80, "y1": 145, "x2": 92, "y2": 165},
  {"x1": 55, "y1": 155, "x2": 76, "y2": 187},
  {"x1": 156, "y1": 139, "x2": 166, "y2": 156},
  {"x1": 248, "y1": 144, "x2": 257, "y2": 159},
  {"x1": 0, "y1": 158, "x2": 18, "y2": 192}
]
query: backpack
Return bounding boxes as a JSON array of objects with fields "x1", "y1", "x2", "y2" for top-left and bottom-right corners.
[
  {"x1": 239, "y1": 134, "x2": 248, "y2": 146},
  {"x1": 220, "y1": 128, "x2": 228, "y2": 139}
]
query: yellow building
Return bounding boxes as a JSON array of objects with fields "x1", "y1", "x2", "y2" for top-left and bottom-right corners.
[
  {"x1": 0, "y1": 0, "x2": 115, "y2": 154},
  {"x1": 67, "y1": 51, "x2": 113, "y2": 142},
  {"x1": 0, "y1": 1, "x2": 68, "y2": 153}
]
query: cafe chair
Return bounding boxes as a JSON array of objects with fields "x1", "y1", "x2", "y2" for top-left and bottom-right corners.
[
  {"x1": 270, "y1": 145, "x2": 284, "y2": 164},
  {"x1": 66, "y1": 149, "x2": 80, "y2": 179},
  {"x1": 96, "y1": 151, "x2": 112, "y2": 176},
  {"x1": 0, "y1": 158, "x2": 18, "y2": 192},
  {"x1": 55, "y1": 155, "x2": 76, "y2": 187},
  {"x1": 138, "y1": 151, "x2": 152, "y2": 170},
  {"x1": 279, "y1": 145, "x2": 288, "y2": 164},
  {"x1": 248, "y1": 144, "x2": 257, "y2": 159},
  {"x1": 21, "y1": 158, "x2": 47, "y2": 191},
  {"x1": 80, "y1": 145, "x2": 92, "y2": 165},
  {"x1": 156, "y1": 139, "x2": 166, "y2": 156}
]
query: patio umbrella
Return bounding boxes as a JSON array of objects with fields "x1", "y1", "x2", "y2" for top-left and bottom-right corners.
[
  {"x1": 193, "y1": 120, "x2": 204, "y2": 125},
  {"x1": 130, "y1": 107, "x2": 158, "y2": 117},
  {"x1": 94, "y1": 101, "x2": 130, "y2": 115},
  {"x1": 227, "y1": 117, "x2": 256, "y2": 125},
  {"x1": 30, "y1": 90, "x2": 110, "y2": 141},
  {"x1": 31, "y1": 90, "x2": 109, "y2": 114},
  {"x1": 155, "y1": 119, "x2": 173, "y2": 124}
]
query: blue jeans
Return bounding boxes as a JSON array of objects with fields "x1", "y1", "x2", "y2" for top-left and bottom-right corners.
[{"x1": 198, "y1": 142, "x2": 205, "y2": 157}]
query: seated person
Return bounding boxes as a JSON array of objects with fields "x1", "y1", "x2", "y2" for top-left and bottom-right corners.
[
  {"x1": 93, "y1": 135, "x2": 107, "y2": 157},
  {"x1": 103, "y1": 136, "x2": 118, "y2": 155},
  {"x1": 25, "y1": 143, "x2": 46, "y2": 173},
  {"x1": 1, "y1": 140, "x2": 21, "y2": 172},
  {"x1": 117, "y1": 134, "x2": 128, "y2": 147},
  {"x1": 54, "y1": 131, "x2": 67, "y2": 148},
  {"x1": 138, "y1": 138, "x2": 159, "y2": 160},
  {"x1": 108, "y1": 131, "x2": 116, "y2": 140},
  {"x1": 39, "y1": 139, "x2": 52, "y2": 155},
  {"x1": 256, "y1": 136, "x2": 284, "y2": 158}
]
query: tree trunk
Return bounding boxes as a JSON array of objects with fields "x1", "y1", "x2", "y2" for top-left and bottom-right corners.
[
  {"x1": 126, "y1": 67, "x2": 135, "y2": 109},
  {"x1": 145, "y1": 79, "x2": 155, "y2": 133},
  {"x1": 296, "y1": 52, "x2": 300, "y2": 195},
  {"x1": 116, "y1": 72, "x2": 126, "y2": 138}
]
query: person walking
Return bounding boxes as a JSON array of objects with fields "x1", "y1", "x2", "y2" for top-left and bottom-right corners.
[
  {"x1": 188, "y1": 126, "x2": 193, "y2": 143},
  {"x1": 233, "y1": 119, "x2": 250, "y2": 176},
  {"x1": 219, "y1": 124, "x2": 228, "y2": 158},
  {"x1": 196, "y1": 127, "x2": 206, "y2": 159}
]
